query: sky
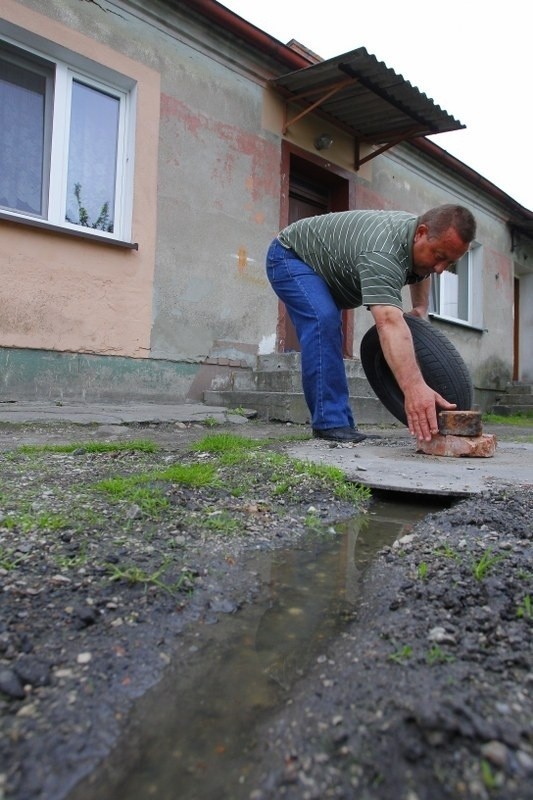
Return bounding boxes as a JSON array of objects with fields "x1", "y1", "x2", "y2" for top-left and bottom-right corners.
[{"x1": 218, "y1": 0, "x2": 532, "y2": 212}]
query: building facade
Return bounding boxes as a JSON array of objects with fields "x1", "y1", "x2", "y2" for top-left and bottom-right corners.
[{"x1": 1, "y1": 0, "x2": 532, "y2": 416}]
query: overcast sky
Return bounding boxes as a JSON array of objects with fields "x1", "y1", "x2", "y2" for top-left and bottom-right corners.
[{"x1": 219, "y1": 0, "x2": 532, "y2": 212}]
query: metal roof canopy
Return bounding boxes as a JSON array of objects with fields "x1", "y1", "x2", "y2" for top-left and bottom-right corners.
[{"x1": 271, "y1": 47, "x2": 465, "y2": 169}]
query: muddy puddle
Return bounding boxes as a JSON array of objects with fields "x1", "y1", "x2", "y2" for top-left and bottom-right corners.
[{"x1": 69, "y1": 496, "x2": 449, "y2": 800}]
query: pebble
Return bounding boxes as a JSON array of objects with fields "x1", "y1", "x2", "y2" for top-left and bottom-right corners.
[
  {"x1": 0, "y1": 668, "x2": 25, "y2": 699},
  {"x1": 516, "y1": 750, "x2": 533, "y2": 772},
  {"x1": 50, "y1": 574, "x2": 72, "y2": 585},
  {"x1": 394, "y1": 534, "x2": 416, "y2": 547},
  {"x1": 481, "y1": 740, "x2": 508, "y2": 767},
  {"x1": 427, "y1": 626, "x2": 457, "y2": 645},
  {"x1": 76, "y1": 652, "x2": 92, "y2": 665},
  {"x1": 14, "y1": 656, "x2": 51, "y2": 687},
  {"x1": 16, "y1": 703, "x2": 38, "y2": 718}
]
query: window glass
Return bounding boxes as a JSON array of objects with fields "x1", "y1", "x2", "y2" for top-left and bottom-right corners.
[
  {"x1": 65, "y1": 80, "x2": 120, "y2": 232},
  {"x1": 429, "y1": 244, "x2": 483, "y2": 328},
  {"x1": 0, "y1": 55, "x2": 48, "y2": 215}
]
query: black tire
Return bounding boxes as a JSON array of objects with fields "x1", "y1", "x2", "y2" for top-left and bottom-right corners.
[{"x1": 360, "y1": 315, "x2": 473, "y2": 426}]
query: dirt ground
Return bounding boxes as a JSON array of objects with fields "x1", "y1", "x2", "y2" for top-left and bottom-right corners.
[{"x1": 0, "y1": 418, "x2": 531, "y2": 800}]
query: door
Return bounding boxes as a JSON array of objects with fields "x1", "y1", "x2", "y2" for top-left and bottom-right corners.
[
  {"x1": 513, "y1": 277, "x2": 520, "y2": 381},
  {"x1": 279, "y1": 155, "x2": 353, "y2": 355},
  {"x1": 283, "y1": 175, "x2": 330, "y2": 351}
]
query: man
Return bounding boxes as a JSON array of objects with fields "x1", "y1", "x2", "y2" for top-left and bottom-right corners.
[{"x1": 266, "y1": 204, "x2": 476, "y2": 444}]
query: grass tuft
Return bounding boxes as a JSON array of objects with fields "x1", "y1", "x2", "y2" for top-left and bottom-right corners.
[{"x1": 17, "y1": 439, "x2": 159, "y2": 455}]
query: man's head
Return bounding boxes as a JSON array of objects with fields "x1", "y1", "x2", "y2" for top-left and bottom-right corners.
[{"x1": 412, "y1": 205, "x2": 476, "y2": 277}]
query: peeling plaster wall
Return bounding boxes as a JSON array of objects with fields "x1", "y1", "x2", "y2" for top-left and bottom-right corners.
[{"x1": 152, "y1": 58, "x2": 281, "y2": 359}]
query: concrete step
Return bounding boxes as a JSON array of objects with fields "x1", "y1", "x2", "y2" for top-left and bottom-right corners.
[
  {"x1": 202, "y1": 352, "x2": 399, "y2": 425},
  {"x1": 255, "y1": 371, "x2": 375, "y2": 395},
  {"x1": 203, "y1": 389, "x2": 398, "y2": 426},
  {"x1": 502, "y1": 382, "x2": 533, "y2": 394},
  {"x1": 489, "y1": 381, "x2": 533, "y2": 416},
  {"x1": 487, "y1": 404, "x2": 533, "y2": 417},
  {"x1": 254, "y1": 353, "x2": 375, "y2": 395},
  {"x1": 497, "y1": 394, "x2": 533, "y2": 406}
]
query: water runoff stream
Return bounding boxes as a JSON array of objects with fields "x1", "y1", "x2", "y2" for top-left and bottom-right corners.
[{"x1": 70, "y1": 495, "x2": 449, "y2": 800}]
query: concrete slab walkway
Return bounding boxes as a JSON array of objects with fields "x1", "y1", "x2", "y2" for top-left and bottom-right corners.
[
  {"x1": 0, "y1": 401, "x2": 251, "y2": 426},
  {"x1": 285, "y1": 438, "x2": 533, "y2": 497}
]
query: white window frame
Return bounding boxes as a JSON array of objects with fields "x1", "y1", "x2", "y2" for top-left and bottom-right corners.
[
  {"x1": 429, "y1": 242, "x2": 484, "y2": 329},
  {"x1": 0, "y1": 33, "x2": 135, "y2": 243}
]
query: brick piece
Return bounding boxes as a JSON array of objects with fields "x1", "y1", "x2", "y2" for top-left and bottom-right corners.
[
  {"x1": 416, "y1": 433, "x2": 497, "y2": 458},
  {"x1": 438, "y1": 410, "x2": 483, "y2": 437}
]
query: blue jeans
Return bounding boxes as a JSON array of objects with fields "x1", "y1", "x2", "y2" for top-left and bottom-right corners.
[{"x1": 266, "y1": 238, "x2": 355, "y2": 430}]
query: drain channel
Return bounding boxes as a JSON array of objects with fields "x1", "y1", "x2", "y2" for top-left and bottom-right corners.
[{"x1": 69, "y1": 497, "x2": 447, "y2": 800}]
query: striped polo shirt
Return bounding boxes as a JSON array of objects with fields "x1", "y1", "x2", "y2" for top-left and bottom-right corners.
[{"x1": 278, "y1": 210, "x2": 423, "y2": 309}]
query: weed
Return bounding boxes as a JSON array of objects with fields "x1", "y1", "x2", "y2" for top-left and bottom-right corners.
[
  {"x1": 517, "y1": 594, "x2": 532, "y2": 619},
  {"x1": 0, "y1": 547, "x2": 29, "y2": 571},
  {"x1": 272, "y1": 479, "x2": 291, "y2": 496},
  {"x1": 17, "y1": 440, "x2": 158, "y2": 455},
  {"x1": 36, "y1": 512, "x2": 70, "y2": 531},
  {"x1": 480, "y1": 759, "x2": 500, "y2": 790},
  {"x1": 1, "y1": 510, "x2": 69, "y2": 533},
  {"x1": 417, "y1": 562, "x2": 429, "y2": 580},
  {"x1": 218, "y1": 450, "x2": 249, "y2": 467},
  {"x1": 482, "y1": 412, "x2": 533, "y2": 426},
  {"x1": 94, "y1": 462, "x2": 220, "y2": 515},
  {"x1": 204, "y1": 511, "x2": 240, "y2": 535},
  {"x1": 472, "y1": 547, "x2": 504, "y2": 581},
  {"x1": 426, "y1": 645, "x2": 455, "y2": 665},
  {"x1": 55, "y1": 549, "x2": 88, "y2": 570},
  {"x1": 155, "y1": 463, "x2": 220, "y2": 487},
  {"x1": 434, "y1": 544, "x2": 460, "y2": 560},
  {"x1": 203, "y1": 416, "x2": 219, "y2": 428},
  {"x1": 105, "y1": 560, "x2": 192, "y2": 594},
  {"x1": 95, "y1": 477, "x2": 169, "y2": 516},
  {"x1": 191, "y1": 433, "x2": 263, "y2": 454},
  {"x1": 190, "y1": 434, "x2": 370, "y2": 505},
  {"x1": 388, "y1": 645, "x2": 413, "y2": 664},
  {"x1": 304, "y1": 512, "x2": 323, "y2": 530},
  {"x1": 230, "y1": 407, "x2": 248, "y2": 417}
]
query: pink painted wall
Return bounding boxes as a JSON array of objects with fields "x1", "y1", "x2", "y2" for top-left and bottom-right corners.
[{"x1": 0, "y1": 0, "x2": 160, "y2": 358}]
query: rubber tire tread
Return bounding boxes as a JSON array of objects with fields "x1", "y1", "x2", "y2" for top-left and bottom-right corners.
[{"x1": 359, "y1": 315, "x2": 473, "y2": 426}]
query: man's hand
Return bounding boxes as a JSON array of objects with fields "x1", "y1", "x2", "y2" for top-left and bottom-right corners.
[
  {"x1": 403, "y1": 384, "x2": 456, "y2": 441},
  {"x1": 370, "y1": 304, "x2": 455, "y2": 441}
]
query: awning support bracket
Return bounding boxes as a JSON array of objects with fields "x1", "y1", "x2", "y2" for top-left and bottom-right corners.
[
  {"x1": 355, "y1": 128, "x2": 422, "y2": 169},
  {"x1": 282, "y1": 77, "x2": 355, "y2": 134}
]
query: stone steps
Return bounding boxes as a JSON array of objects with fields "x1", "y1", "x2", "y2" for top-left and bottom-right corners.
[
  {"x1": 489, "y1": 382, "x2": 533, "y2": 416},
  {"x1": 202, "y1": 352, "x2": 398, "y2": 426}
]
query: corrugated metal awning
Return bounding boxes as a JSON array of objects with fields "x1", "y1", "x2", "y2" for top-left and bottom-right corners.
[{"x1": 271, "y1": 47, "x2": 465, "y2": 167}]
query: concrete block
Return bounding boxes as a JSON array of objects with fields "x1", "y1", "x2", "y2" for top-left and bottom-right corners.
[{"x1": 416, "y1": 433, "x2": 497, "y2": 458}]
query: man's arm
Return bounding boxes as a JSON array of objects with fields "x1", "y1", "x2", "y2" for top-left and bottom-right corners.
[
  {"x1": 369, "y1": 304, "x2": 456, "y2": 440},
  {"x1": 407, "y1": 276, "x2": 430, "y2": 318}
]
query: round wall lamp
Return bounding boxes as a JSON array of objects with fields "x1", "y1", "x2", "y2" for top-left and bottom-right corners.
[{"x1": 314, "y1": 133, "x2": 334, "y2": 151}]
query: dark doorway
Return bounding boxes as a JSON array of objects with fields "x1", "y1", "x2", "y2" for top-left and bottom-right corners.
[
  {"x1": 513, "y1": 277, "x2": 520, "y2": 381},
  {"x1": 278, "y1": 147, "x2": 354, "y2": 355},
  {"x1": 283, "y1": 174, "x2": 330, "y2": 351}
]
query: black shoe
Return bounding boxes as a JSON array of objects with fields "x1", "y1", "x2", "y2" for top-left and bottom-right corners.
[{"x1": 312, "y1": 426, "x2": 367, "y2": 443}]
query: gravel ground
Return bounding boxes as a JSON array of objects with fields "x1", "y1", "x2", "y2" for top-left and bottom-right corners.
[{"x1": 0, "y1": 418, "x2": 531, "y2": 800}]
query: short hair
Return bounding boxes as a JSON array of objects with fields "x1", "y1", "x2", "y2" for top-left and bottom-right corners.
[{"x1": 418, "y1": 205, "x2": 476, "y2": 243}]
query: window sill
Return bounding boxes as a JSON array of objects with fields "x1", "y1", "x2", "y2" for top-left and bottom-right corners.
[
  {"x1": 0, "y1": 211, "x2": 138, "y2": 250},
  {"x1": 428, "y1": 313, "x2": 486, "y2": 333}
]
